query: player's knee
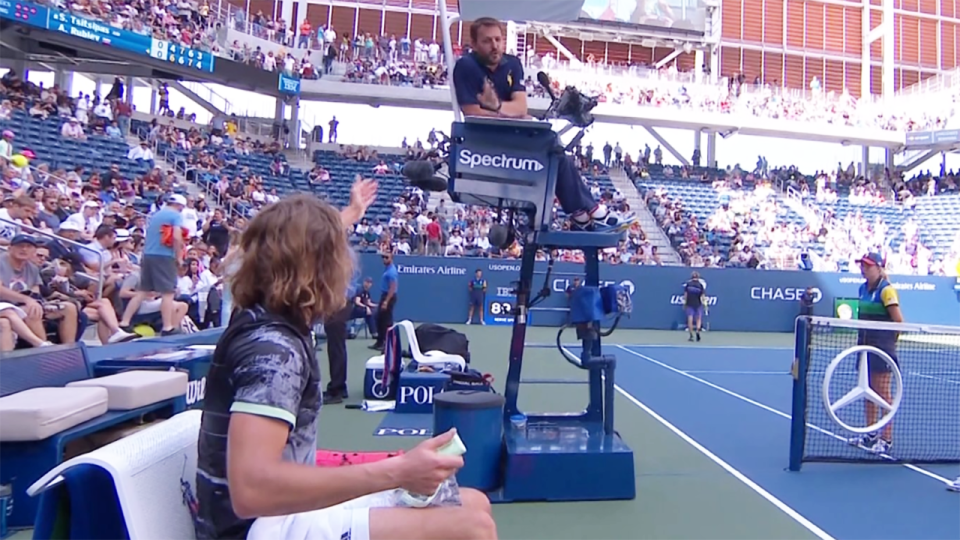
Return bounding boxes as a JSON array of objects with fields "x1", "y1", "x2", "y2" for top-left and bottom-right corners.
[
  {"x1": 460, "y1": 487, "x2": 492, "y2": 516},
  {"x1": 459, "y1": 506, "x2": 497, "y2": 540}
]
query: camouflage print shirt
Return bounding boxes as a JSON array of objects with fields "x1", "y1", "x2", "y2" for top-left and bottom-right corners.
[{"x1": 195, "y1": 305, "x2": 320, "y2": 539}]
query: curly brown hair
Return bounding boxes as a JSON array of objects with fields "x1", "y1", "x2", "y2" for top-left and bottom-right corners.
[{"x1": 230, "y1": 194, "x2": 352, "y2": 331}]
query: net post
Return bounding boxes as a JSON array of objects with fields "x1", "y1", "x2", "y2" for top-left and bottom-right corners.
[{"x1": 788, "y1": 315, "x2": 811, "y2": 471}]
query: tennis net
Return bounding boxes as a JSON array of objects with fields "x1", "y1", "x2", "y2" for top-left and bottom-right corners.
[{"x1": 789, "y1": 316, "x2": 960, "y2": 470}]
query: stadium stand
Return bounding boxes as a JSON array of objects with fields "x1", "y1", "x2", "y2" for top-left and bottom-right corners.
[
  {"x1": 210, "y1": 7, "x2": 955, "y2": 133},
  {"x1": 2, "y1": 1, "x2": 960, "y2": 536}
]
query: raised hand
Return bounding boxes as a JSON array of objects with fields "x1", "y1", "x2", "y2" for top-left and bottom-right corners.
[{"x1": 341, "y1": 175, "x2": 378, "y2": 227}]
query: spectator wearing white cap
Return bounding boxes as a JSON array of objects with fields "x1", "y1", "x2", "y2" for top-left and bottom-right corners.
[
  {"x1": 118, "y1": 194, "x2": 186, "y2": 335},
  {"x1": 181, "y1": 196, "x2": 201, "y2": 238},
  {"x1": 61, "y1": 117, "x2": 85, "y2": 140},
  {"x1": 127, "y1": 141, "x2": 155, "y2": 162},
  {"x1": 0, "y1": 130, "x2": 14, "y2": 163},
  {"x1": 62, "y1": 200, "x2": 102, "y2": 240}
]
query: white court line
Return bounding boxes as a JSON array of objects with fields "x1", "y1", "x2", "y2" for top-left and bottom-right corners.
[
  {"x1": 526, "y1": 342, "x2": 793, "y2": 351},
  {"x1": 683, "y1": 370, "x2": 790, "y2": 376},
  {"x1": 911, "y1": 372, "x2": 960, "y2": 386},
  {"x1": 554, "y1": 344, "x2": 837, "y2": 540},
  {"x1": 631, "y1": 344, "x2": 794, "y2": 351},
  {"x1": 616, "y1": 345, "x2": 953, "y2": 485}
]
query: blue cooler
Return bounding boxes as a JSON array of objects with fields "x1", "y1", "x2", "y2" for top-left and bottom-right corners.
[
  {"x1": 433, "y1": 391, "x2": 505, "y2": 491},
  {"x1": 363, "y1": 356, "x2": 393, "y2": 400}
]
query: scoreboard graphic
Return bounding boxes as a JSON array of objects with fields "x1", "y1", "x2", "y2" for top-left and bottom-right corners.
[{"x1": 484, "y1": 287, "x2": 517, "y2": 326}]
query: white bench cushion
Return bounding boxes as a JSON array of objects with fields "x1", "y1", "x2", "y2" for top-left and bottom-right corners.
[
  {"x1": 66, "y1": 371, "x2": 189, "y2": 411},
  {"x1": 0, "y1": 387, "x2": 109, "y2": 441}
]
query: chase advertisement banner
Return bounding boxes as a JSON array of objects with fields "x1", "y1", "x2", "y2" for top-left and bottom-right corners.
[
  {"x1": 278, "y1": 72, "x2": 301, "y2": 95},
  {"x1": 357, "y1": 254, "x2": 960, "y2": 332}
]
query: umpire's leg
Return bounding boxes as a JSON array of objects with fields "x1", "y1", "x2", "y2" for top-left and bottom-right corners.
[
  {"x1": 555, "y1": 155, "x2": 599, "y2": 216},
  {"x1": 324, "y1": 304, "x2": 352, "y2": 403},
  {"x1": 372, "y1": 294, "x2": 397, "y2": 350}
]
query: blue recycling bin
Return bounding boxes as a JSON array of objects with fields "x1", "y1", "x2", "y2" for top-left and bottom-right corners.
[{"x1": 433, "y1": 390, "x2": 505, "y2": 492}]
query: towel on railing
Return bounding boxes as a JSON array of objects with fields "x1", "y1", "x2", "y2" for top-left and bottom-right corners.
[{"x1": 380, "y1": 325, "x2": 403, "y2": 398}]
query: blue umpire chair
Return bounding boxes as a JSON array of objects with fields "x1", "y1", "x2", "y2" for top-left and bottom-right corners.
[{"x1": 441, "y1": 101, "x2": 636, "y2": 502}]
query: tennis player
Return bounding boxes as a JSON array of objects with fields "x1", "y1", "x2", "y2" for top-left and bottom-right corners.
[
  {"x1": 847, "y1": 252, "x2": 903, "y2": 454},
  {"x1": 682, "y1": 272, "x2": 706, "y2": 342}
]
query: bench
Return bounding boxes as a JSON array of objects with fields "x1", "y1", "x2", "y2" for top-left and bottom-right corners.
[
  {"x1": 27, "y1": 410, "x2": 202, "y2": 540},
  {"x1": 0, "y1": 343, "x2": 187, "y2": 529}
]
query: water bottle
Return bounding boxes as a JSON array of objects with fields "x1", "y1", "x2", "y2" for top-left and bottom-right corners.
[{"x1": 396, "y1": 431, "x2": 467, "y2": 508}]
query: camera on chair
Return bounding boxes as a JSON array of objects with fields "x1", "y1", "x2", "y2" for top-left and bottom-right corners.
[{"x1": 544, "y1": 86, "x2": 599, "y2": 129}]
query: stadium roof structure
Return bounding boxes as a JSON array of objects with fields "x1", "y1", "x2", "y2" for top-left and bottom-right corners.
[
  {"x1": 456, "y1": 0, "x2": 584, "y2": 24},
  {"x1": 299, "y1": 79, "x2": 905, "y2": 150}
]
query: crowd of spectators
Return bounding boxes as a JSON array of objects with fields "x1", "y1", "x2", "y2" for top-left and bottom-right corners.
[
  {"x1": 0, "y1": 71, "x2": 255, "y2": 352},
  {"x1": 535, "y1": 59, "x2": 955, "y2": 133},
  {"x1": 21, "y1": 0, "x2": 955, "y2": 133},
  {"x1": 335, "y1": 134, "x2": 660, "y2": 263},
  {"x1": 322, "y1": 127, "x2": 959, "y2": 275},
  {"x1": 628, "y1": 150, "x2": 960, "y2": 276}
]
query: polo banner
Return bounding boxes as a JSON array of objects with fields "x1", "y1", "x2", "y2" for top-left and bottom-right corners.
[
  {"x1": 278, "y1": 72, "x2": 301, "y2": 95},
  {"x1": 354, "y1": 254, "x2": 959, "y2": 333}
]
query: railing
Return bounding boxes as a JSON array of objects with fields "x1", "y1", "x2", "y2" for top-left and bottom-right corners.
[
  {"x1": 178, "y1": 81, "x2": 243, "y2": 117},
  {"x1": 534, "y1": 59, "x2": 890, "y2": 107},
  {"x1": 0, "y1": 218, "x2": 107, "y2": 299},
  {"x1": 896, "y1": 67, "x2": 960, "y2": 99}
]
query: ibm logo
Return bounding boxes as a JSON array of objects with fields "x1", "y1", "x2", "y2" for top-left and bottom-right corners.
[{"x1": 279, "y1": 75, "x2": 301, "y2": 94}]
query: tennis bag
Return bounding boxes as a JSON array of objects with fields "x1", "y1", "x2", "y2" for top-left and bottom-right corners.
[
  {"x1": 442, "y1": 369, "x2": 495, "y2": 393},
  {"x1": 411, "y1": 323, "x2": 471, "y2": 364}
]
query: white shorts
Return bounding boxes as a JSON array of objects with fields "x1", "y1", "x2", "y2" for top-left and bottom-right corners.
[
  {"x1": 138, "y1": 299, "x2": 162, "y2": 315},
  {"x1": 247, "y1": 490, "x2": 396, "y2": 540}
]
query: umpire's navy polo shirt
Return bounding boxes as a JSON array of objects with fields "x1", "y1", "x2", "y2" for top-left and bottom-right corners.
[{"x1": 453, "y1": 53, "x2": 526, "y2": 107}]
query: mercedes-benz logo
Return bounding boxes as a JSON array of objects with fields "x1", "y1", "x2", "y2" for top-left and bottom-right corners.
[{"x1": 822, "y1": 345, "x2": 903, "y2": 434}]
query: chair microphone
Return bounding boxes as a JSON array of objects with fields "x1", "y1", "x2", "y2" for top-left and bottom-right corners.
[
  {"x1": 401, "y1": 160, "x2": 448, "y2": 192},
  {"x1": 537, "y1": 71, "x2": 557, "y2": 102}
]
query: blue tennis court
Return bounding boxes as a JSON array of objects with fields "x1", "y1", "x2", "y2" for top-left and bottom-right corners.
[{"x1": 554, "y1": 340, "x2": 960, "y2": 540}]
